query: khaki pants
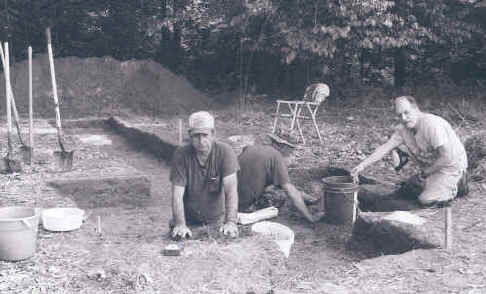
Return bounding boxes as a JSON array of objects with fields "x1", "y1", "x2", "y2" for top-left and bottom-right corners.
[{"x1": 398, "y1": 170, "x2": 468, "y2": 205}]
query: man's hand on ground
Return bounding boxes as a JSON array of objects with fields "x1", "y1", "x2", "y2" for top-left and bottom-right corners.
[
  {"x1": 171, "y1": 224, "x2": 192, "y2": 240},
  {"x1": 219, "y1": 222, "x2": 239, "y2": 238}
]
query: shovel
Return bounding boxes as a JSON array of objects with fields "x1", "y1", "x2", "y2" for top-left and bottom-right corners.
[
  {"x1": 2, "y1": 42, "x2": 22, "y2": 173},
  {"x1": 28, "y1": 46, "x2": 34, "y2": 165},
  {"x1": 0, "y1": 43, "x2": 32, "y2": 165},
  {"x1": 46, "y1": 28, "x2": 73, "y2": 171}
]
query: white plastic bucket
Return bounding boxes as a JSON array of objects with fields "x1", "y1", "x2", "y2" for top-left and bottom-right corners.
[
  {"x1": 42, "y1": 208, "x2": 85, "y2": 232},
  {"x1": 251, "y1": 221, "x2": 295, "y2": 258},
  {"x1": 0, "y1": 206, "x2": 40, "y2": 261}
]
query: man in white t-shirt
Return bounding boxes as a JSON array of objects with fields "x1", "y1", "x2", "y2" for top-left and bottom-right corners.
[{"x1": 352, "y1": 96, "x2": 468, "y2": 206}]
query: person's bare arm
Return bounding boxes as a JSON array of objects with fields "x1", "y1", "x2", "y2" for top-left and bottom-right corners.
[
  {"x1": 282, "y1": 183, "x2": 319, "y2": 223},
  {"x1": 172, "y1": 184, "x2": 186, "y2": 225},
  {"x1": 171, "y1": 184, "x2": 192, "y2": 239},
  {"x1": 352, "y1": 139, "x2": 399, "y2": 176},
  {"x1": 220, "y1": 173, "x2": 239, "y2": 237}
]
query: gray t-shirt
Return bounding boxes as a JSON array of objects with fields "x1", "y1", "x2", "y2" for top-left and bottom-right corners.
[
  {"x1": 389, "y1": 113, "x2": 467, "y2": 173},
  {"x1": 170, "y1": 141, "x2": 239, "y2": 224}
]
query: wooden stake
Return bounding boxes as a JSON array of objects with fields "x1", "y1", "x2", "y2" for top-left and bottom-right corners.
[
  {"x1": 352, "y1": 191, "x2": 358, "y2": 225},
  {"x1": 178, "y1": 119, "x2": 183, "y2": 145},
  {"x1": 28, "y1": 46, "x2": 33, "y2": 164},
  {"x1": 97, "y1": 215, "x2": 101, "y2": 234},
  {"x1": 445, "y1": 206, "x2": 452, "y2": 250}
]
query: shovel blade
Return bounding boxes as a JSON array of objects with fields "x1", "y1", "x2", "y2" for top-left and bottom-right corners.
[
  {"x1": 0, "y1": 158, "x2": 9, "y2": 173},
  {"x1": 53, "y1": 150, "x2": 74, "y2": 172},
  {"x1": 2, "y1": 157, "x2": 23, "y2": 173}
]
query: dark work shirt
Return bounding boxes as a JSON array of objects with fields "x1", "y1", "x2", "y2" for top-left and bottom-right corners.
[
  {"x1": 170, "y1": 141, "x2": 239, "y2": 224},
  {"x1": 237, "y1": 145, "x2": 289, "y2": 210}
]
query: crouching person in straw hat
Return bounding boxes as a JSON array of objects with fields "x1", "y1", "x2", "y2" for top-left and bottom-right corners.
[
  {"x1": 228, "y1": 136, "x2": 324, "y2": 223},
  {"x1": 169, "y1": 111, "x2": 239, "y2": 240},
  {"x1": 351, "y1": 96, "x2": 468, "y2": 208}
]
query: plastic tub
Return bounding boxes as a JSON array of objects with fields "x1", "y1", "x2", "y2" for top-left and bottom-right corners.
[
  {"x1": 41, "y1": 208, "x2": 85, "y2": 232},
  {"x1": 251, "y1": 221, "x2": 295, "y2": 258},
  {"x1": 0, "y1": 206, "x2": 40, "y2": 261}
]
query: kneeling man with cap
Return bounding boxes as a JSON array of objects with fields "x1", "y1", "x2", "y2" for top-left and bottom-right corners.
[{"x1": 169, "y1": 111, "x2": 239, "y2": 239}]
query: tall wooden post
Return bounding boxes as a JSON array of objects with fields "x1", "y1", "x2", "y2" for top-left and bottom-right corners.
[
  {"x1": 28, "y1": 46, "x2": 34, "y2": 164},
  {"x1": 5, "y1": 43, "x2": 12, "y2": 158}
]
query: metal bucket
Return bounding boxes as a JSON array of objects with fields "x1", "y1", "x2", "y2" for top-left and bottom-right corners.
[
  {"x1": 322, "y1": 176, "x2": 359, "y2": 225},
  {"x1": 0, "y1": 207, "x2": 40, "y2": 261}
]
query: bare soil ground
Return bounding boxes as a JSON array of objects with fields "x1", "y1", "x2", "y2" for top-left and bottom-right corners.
[
  {"x1": 0, "y1": 57, "x2": 485, "y2": 293},
  {"x1": 0, "y1": 121, "x2": 289, "y2": 294},
  {"x1": 1, "y1": 99, "x2": 485, "y2": 293}
]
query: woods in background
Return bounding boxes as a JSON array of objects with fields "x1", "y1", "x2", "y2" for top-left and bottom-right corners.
[{"x1": 0, "y1": 0, "x2": 485, "y2": 99}]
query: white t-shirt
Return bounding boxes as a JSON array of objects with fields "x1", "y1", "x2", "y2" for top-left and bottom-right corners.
[{"x1": 389, "y1": 113, "x2": 467, "y2": 173}]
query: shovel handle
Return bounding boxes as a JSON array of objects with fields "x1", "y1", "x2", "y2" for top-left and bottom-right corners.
[
  {"x1": 29, "y1": 46, "x2": 34, "y2": 157},
  {"x1": 4, "y1": 42, "x2": 12, "y2": 155},
  {"x1": 46, "y1": 28, "x2": 52, "y2": 45},
  {"x1": 46, "y1": 27, "x2": 65, "y2": 152},
  {"x1": 8, "y1": 87, "x2": 25, "y2": 146},
  {"x1": 0, "y1": 44, "x2": 27, "y2": 147}
]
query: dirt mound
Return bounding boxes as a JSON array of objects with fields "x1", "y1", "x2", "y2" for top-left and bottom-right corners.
[{"x1": 0, "y1": 55, "x2": 211, "y2": 118}]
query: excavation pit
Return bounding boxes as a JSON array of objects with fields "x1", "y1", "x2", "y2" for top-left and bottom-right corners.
[
  {"x1": 46, "y1": 167, "x2": 151, "y2": 209},
  {"x1": 290, "y1": 167, "x2": 445, "y2": 257},
  {"x1": 34, "y1": 119, "x2": 446, "y2": 259},
  {"x1": 15, "y1": 119, "x2": 445, "y2": 287}
]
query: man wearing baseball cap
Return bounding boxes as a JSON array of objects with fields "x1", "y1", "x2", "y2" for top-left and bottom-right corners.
[{"x1": 169, "y1": 111, "x2": 239, "y2": 239}]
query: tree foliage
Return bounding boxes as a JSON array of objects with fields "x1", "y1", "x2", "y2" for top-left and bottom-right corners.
[{"x1": 0, "y1": 0, "x2": 485, "y2": 96}]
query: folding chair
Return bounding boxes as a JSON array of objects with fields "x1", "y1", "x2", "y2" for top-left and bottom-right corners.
[{"x1": 271, "y1": 83, "x2": 329, "y2": 144}]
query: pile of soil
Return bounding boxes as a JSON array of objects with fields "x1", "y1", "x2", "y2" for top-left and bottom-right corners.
[{"x1": 0, "y1": 55, "x2": 211, "y2": 118}]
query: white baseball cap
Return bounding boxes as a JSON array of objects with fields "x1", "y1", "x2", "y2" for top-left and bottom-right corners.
[{"x1": 188, "y1": 111, "x2": 214, "y2": 135}]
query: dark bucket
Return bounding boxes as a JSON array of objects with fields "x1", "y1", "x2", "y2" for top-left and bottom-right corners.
[{"x1": 322, "y1": 176, "x2": 359, "y2": 225}]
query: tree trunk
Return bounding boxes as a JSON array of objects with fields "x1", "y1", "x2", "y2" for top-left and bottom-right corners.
[{"x1": 394, "y1": 47, "x2": 407, "y2": 88}]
